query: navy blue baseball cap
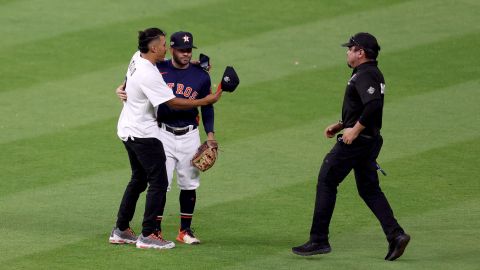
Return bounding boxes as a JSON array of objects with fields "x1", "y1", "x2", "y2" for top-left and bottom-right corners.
[
  {"x1": 341, "y1": 32, "x2": 380, "y2": 53},
  {"x1": 220, "y1": 66, "x2": 240, "y2": 92},
  {"x1": 170, "y1": 31, "x2": 197, "y2": 49}
]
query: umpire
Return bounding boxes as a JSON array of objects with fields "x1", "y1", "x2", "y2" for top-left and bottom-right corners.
[{"x1": 292, "y1": 32, "x2": 410, "y2": 261}]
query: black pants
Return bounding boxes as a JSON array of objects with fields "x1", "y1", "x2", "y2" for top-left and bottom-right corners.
[
  {"x1": 116, "y1": 137, "x2": 168, "y2": 236},
  {"x1": 310, "y1": 135, "x2": 403, "y2": 242}
]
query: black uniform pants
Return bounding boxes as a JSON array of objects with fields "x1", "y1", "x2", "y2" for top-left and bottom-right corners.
[
  {"x1": 310, "y1": 135, "x2": 403, "y2": 243},
  {"x1": 116, "y1": 137, "x2": 169, "y2": 236}
]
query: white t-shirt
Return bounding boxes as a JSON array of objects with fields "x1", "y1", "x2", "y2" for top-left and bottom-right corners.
[{"x1": 117, "y1": 51, "x2": 175, "y2": 141}]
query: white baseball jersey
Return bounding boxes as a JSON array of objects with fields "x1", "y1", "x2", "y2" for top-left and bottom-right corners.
[{"x1": 117, "y1": 51, "x2": 175, "y2": 141}]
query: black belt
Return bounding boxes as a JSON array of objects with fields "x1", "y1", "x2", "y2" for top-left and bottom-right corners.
[
  {"x1": 359, "y1": 134, "x2": 375, "y2": 139},
  {"x1": 337, "y1": 133, "x2": 380, "y2": 143},
  {"x1": 160, "y1": 124, "x2": 197, "y2": 136}
]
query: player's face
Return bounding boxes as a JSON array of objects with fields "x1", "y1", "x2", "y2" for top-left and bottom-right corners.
[
  {"x1": 156, "y1": 36, "x2": 167, "y2": 60},
  {"x1": 150, "y1": 36, "x2": 167, "y2": 61},
  {"x1": 171, "y1": 48, "x2": 192, "y2": 67}
]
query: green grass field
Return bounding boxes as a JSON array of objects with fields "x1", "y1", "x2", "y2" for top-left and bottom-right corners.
[{"x1": 1, "y1": 0, "x2": 479, "y2": 269}]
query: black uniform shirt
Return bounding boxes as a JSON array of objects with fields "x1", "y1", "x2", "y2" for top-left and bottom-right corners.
[{"x1": 341, "y1": 61, "x2": 385, "y2": 136}]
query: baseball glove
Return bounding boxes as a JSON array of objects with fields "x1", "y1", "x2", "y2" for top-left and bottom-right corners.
[{"x1": 191, "y1": 140, "x2": 218, "y2": 172}]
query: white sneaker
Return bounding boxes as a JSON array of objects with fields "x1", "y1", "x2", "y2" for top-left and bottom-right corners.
[
  {"x1": 109, "y1": 227, "x2": 137, "y2": 244},
  {"x1": 136, "y1": 233, "x2": 175, "y2": 249},
  {"x1": 176, "y1": 228, "x2": 201, "y2": 245}
]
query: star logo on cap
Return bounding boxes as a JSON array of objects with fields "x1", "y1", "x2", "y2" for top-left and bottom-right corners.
[
  {"x1": 183, "y1": 35, "x2": 190, "y2": 43},
  {"x1": 223, "y1": 76, "x2": 230, "y2": 82}
]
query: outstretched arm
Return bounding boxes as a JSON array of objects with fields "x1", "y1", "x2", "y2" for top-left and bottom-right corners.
[{"x1": 166, "y1": 88, "x2": 222, "y2": 110}]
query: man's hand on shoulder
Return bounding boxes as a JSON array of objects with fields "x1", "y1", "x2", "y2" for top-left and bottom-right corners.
[{"x1": 116, "y1": 82, "x2": 127, "y2": 102}]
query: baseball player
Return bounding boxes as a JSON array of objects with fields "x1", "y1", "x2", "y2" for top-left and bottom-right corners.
[
  {"x1": 109, "y1": 28, "x2": 221, "y2": 249},
  {"x1": 116, "y1": 31, "x2": 214, "y2": 245}
]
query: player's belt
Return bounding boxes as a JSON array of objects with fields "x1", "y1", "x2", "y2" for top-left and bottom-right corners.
[{"x1": 160, "y1": 123, "x2": 197, "y2": 136}]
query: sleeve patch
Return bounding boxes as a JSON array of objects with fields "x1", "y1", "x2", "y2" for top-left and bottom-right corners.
[{"x1": 367, "y1": 86, "x2": 376, "y2": 95}]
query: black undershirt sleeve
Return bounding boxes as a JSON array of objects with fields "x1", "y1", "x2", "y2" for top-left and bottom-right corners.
[
  {"x1": 200, "y1": 75, "x2": 214, "y2": 134},
  {"x1": 201, "y1": 105, "x2": 214, "y2": 134}
]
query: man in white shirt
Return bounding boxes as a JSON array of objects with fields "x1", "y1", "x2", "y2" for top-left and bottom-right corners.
[{"x1": 109, "y1": 28, "x2": 221, "y2": 250}]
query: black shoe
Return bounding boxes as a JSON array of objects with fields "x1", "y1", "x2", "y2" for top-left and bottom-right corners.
[
  {"x1": 385, "y1": 233, "x2": 410, "y2": 261},
  {"x1": 292, "y1": 240, "x2": 332, "y2": 256}
]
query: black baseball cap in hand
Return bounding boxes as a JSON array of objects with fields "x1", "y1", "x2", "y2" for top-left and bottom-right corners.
[
  {"x1": 219, "y1": 66, "x2": 239, "y2": 92},
  {"x1": 341, "y1": 32, "x2": 381, "y2": 54},
  {"x1": 170, "y1": 31, "x2": 197, "y2": 49}
]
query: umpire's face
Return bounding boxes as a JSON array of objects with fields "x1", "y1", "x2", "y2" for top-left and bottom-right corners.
[
  {"x1": 170, "y1": 47, "x2": 192, "y2": 67},
  {"x1": 346, "y1": 46, "x2": 365, "y2": 68}
]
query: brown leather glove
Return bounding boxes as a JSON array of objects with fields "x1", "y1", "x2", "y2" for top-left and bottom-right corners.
[{"x1": 191, "y1": 140, "x2": 218, "y2": 172}]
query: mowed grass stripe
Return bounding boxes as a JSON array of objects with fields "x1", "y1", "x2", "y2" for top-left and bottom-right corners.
[
  {"x1": 0, "y1": 0, "x2": 221, "y2": 49},
  {"x1": 1, "y1": 138, "x2": 478, "y2": 269},
  {"x1": 0, "y1": 78, "x2": 478, "y2": 198},
  {"x1": 180, "y1": 79, "x2": 480, "y2": 207},
  {"x1": 1, "y1": 0, "x2": 471, "y2": 95},
  {"x1": 0, "y1": 118, "x2": 126, "y2": 197},
  {"x1": 0, "y1": 1, "x2": 477, "y2": 269},
  {"x1": 217, "y1": 137, "x2": 480, "y2": 270},
  {"x1": 1, "y1": 30, "x2": 479, "y2": 145},
  {"x1": 166, "y1": 0, "x2": 407, "y2": 47},
  {"x1": 1, "y1": 177, "x2": 476, "y2": 269},
  {"x1": 381, "y1": 81, "x2": 480, "y2": 161},
  {"x1": 0, "y1": 0, "x2": 406, "y2": 94},
  {"x1": 1, "y1": 5, "x2": 477, "y2": 145},
  {"x1": 0, "y1": 0, "x2": 403, "y2": 49},
  {"x1": 0, "y1": 0, "x2": 477, "y2": 143},
  {"x1": 4, "y1": 198, "x2": 476, "y2": 270},
  {"x1": 206, "y1": 0, "x2": 480, "y2": 86},
  {"x1": 0, "y1": 83, "x2": 476, "y2": 231},
  {"x1": 0, "y1": 170, "x2": 127, "y2": 263},
  {"x1": 218, "y1": 202, "x2": 479, "y2": 270},
  {"x1": 215, "y1": 31, "x2": 480, "y2": 142},
  {"x1": 0, "y1": 65, "x2": 126, "y2": 143},
  {"x1": 382, "y1": 32, "x2": 480, "y2": 100},
  {"x1": 2, "y1": 82, "x2": 478, "y2": 258}
]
